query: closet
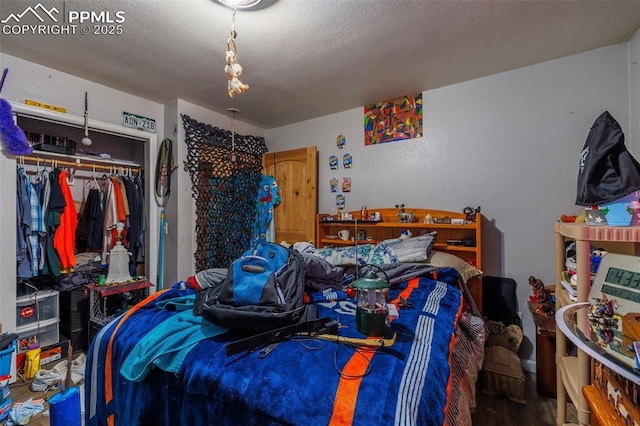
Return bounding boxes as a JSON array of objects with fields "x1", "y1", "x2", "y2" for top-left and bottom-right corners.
[{"x1": 0, "y1": 102, "x2": 159, "y2": 373}]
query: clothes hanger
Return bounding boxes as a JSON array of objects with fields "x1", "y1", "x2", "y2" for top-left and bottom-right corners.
[
  {"x1": 32, "y1": 157, "x2": 42, "y2": 184},
  {"x1": 87, "y1": 164, "x2": 99, "y2": 190}
]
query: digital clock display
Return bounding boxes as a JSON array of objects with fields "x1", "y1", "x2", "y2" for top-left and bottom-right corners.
[
  {"x1": 605, "y1": 267, "x2": 640, "y2": 289},
  {"x1": 603, "y1": 267, "x2": 640, "y2": 303}
]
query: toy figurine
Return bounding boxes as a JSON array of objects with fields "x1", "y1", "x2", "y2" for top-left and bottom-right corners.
[
  {"x1": 225, "y1": 49, "x2": 249, "y2": 98},
  {"x1": 588, "y1": 293, "x2": 619, "y2": 328},
  {"x1": 463, "y1": 206, "x2": 481, "y2": 223},
  {"x1": 395, "y1": 204, "x2": 415, "y2": 223},
  {"x1": 528, "y1": 276, "x2": 554, "y2": 315}
]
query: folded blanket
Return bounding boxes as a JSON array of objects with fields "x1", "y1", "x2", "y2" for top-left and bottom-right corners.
[{"x1": 120, "y1": 295, "x2": 228, "y2": 381}]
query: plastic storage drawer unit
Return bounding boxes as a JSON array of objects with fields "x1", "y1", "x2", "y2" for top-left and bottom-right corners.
[
  {"x1": 15, "y1": 318, "x2": 60, "y2": 353},
  {"x1": 16, "y1": 290, "x2": 59, "y2": 328}
]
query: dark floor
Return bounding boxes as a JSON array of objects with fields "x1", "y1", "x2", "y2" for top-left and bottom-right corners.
[{"x1": 472, "y1": 372, "x2": 578, "y2": 426}]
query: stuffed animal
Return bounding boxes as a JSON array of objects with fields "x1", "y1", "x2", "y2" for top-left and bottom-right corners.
[
  {"x1": 225, "y1": 49, "x2": 249, "y2": 98},
  {"x1": 529, "y1": 275, "x2": 554, "y2": 315},
  {"x1": 486, "y1": 320, "x2": 523, "y2": 353}
]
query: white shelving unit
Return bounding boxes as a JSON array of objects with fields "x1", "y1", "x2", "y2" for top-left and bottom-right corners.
[{"x1": 554, "y1": 222, "x2": 640, "y2": 426}]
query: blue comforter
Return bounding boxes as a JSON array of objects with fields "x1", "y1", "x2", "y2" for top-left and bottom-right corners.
[{"x1": 86, "y1": 269, "x2": 464, "y2": 426}]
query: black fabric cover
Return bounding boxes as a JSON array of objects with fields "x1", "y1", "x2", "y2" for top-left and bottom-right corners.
[
  {"x1": 482, "y1": 276, "x2": 521, "y2": 328},
  {"x1": 576, "y1": 111, "x2": 640, "y2": 206}
]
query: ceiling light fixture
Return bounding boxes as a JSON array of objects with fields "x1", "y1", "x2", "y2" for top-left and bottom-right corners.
[
  {"x1": 224, "y1": 2, "x2": 250, "y2": 97},
  {"x1": 228, "y1": 107, "x2": 239, "y2": 162},
  {"x1": 218, "y1": 0, "x2": 262, "y2": 9}
]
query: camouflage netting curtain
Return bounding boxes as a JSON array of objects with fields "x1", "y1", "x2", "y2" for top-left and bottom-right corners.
[{"x1": 181, "y1": 114, "x2": 267, "y2": 271}]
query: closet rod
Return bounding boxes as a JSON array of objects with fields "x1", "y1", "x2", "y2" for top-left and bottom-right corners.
[{"x1": 19, "y1": 155, "x2": 141, "y2": 174}]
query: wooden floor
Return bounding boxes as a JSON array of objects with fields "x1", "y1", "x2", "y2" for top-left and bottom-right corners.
[
  {"x1": 472, "y1": 372, "x2": 578, "y2": 426},
  {"x1": 7, "y1": 368, "x2": 575, "y2": 426}
]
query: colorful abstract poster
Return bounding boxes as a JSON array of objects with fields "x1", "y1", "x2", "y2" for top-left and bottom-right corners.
[{"x1": 364, "y1": 93, "x2": 423, "y2": 145}]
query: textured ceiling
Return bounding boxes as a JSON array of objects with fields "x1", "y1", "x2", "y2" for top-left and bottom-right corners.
[{"x1": 1, "y1": 0, "x2": 640, "y2": 129}]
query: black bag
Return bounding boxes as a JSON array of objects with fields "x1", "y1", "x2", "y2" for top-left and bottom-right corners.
[
  {"x1": 482, "y1": 276, "x2": 521, "y2": 328},
  {"x1": 576, "y1": 111, "x2": 640, "y2": 206},
  {"x1": 194, "y1": 242, "x2": 315, "y2": 335}
]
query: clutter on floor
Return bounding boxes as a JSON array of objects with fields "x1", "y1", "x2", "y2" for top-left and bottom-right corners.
[
  {"x1": 3, "y1": 348, "x2": 86, "y2": 425},
  {"x1": 481, "y1": 319, "x2": 527, "y2": 404},
  {"x1": 5, "y1": 397, "x2": 45, "y2": 425},
  {"x1": 30, "y1": 353, "x2": 85, "y2": 392}
]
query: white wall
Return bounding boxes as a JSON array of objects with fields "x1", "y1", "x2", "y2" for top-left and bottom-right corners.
[
  {"x1": 0, "y1": 54, "x2": 165, "y2": 129},
  {"x1": 266, "y1": 42, "x2": 633, "y2": 371}
]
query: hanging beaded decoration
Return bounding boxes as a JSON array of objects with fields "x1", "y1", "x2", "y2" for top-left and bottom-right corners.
[
  {"x1": 181, "y1": 114, "x2": 267, "y2": 270},
  {"x1": 225, "y1": 4, "x2": 249, "y2": 97}
]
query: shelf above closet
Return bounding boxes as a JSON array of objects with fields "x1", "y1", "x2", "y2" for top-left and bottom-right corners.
[{"x1": 12, "y1": 102, "x2": 145, "y2": 167}]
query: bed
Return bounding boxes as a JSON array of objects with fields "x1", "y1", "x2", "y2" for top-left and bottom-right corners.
[{"x1": 85, "y1": 222, "x2": 486, "y2": 426}]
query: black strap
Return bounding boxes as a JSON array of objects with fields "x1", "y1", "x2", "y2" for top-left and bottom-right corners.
[{"x1": 225, "y1": 317, "x2": 335, "y2": 356}]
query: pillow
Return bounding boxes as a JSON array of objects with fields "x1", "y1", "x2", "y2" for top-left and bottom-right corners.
[
  {"x1": 308, "y1": 244, "x2": 374, "y2": 266},
  {"x1": 426, "y1": 250, "x2": 483, "y2": 282},
  {"x1": 390, "y1": 232, "x2": 437, "y2": 262},
  {"x1": 366, "y1": 239, "x2": 400, "y2": 265}
]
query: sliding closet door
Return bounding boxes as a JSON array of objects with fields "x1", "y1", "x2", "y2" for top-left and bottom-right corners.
[{"x1": 263, "y1": 146, "x2": 317, "y2": 245}]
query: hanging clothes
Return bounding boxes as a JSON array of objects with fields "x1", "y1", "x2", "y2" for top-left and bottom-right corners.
[
  {"x1": 24, "y1": 168, "x2": 45, "y2": 276},
  {"x1": 16, "y1": 168, "x2": 31, "y2": 278},
  {"x1": 101, "y1": 177, "x2": 120, "y2": 266},
  {"x1": 110, "y1": 175, "x2": 127, "y2": 223},
  {"x1": 115, "y1": 175, "x2": 130, "y2": 217},
  {"x1": 15, "y1": 167, "x2": 46, "y2": 278},
  {"x1": 42, "y1": 168, "x2": 66, "y2": 277},
  {"x1": 37, "y1": 167, "x2": 51, "y2": 271},
  {"x1": 134, "y1": 174, "x2": 146, "y2": 266},
  {"x1": 122, "y1": 175, "x2": 143, "y2": 276},
  {"x1": 76, "y1": 187, "x2": 104, "y2": 252},
  {"x1": 52, "y1": 169, "x2": 77, "y2": 272}
]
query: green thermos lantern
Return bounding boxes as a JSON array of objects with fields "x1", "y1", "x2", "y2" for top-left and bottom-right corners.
[{"x1": 351, "y1": 271, "x2": 391, "y2": 337}]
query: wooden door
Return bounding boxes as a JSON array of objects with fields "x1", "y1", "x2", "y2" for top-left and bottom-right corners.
[{"x1": 263, "y1": 146, "x2": 317, "y2": 245}]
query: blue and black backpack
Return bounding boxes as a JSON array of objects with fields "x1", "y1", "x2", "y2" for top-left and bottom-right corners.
[{"x1": 194, "y1": 242, "x2": 316, "y2": 335}]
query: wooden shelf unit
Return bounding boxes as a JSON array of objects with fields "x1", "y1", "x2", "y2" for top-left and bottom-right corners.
[
  {"x1": 316, "y1": 208, "x2": 481, "y2": 267},
  {"x1": 316, "y1": 207, "x2": 483, "y2": 311},
  {"x1": 554, "y1": 222, "x2": 640, "y2": 426}
]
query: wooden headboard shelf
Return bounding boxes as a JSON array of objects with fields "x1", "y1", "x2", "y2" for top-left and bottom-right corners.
[{"x1": 316, "y1": 207, "x2": 483, "y2": 313}]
